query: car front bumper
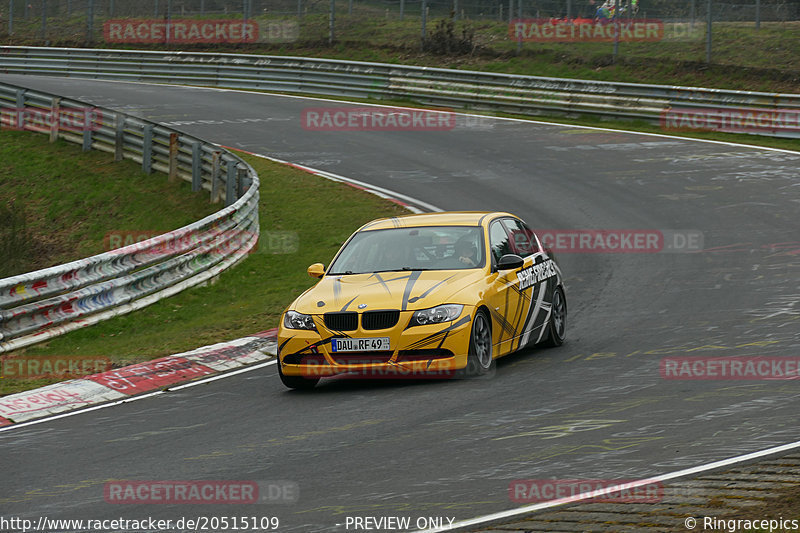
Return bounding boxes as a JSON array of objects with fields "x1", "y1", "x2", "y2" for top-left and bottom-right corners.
[{"x1": 277, "y1": 309, "x2": 474, "y2": 379}]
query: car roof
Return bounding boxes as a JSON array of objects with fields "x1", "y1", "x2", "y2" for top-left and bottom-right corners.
[{"x1": 358, "y1": 211, "x2": 515, "y2": 231}]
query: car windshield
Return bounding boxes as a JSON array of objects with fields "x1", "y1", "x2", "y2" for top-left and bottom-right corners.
[{"x1": 328, "y1": 225, "x2": 485, "y2": 275}]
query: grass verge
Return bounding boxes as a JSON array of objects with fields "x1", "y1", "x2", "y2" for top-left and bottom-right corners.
[{"x1": 0, "y1": 129, "x2": 219, "y2": 277}]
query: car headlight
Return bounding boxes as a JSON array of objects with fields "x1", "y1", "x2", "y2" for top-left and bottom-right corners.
[
  {"x1": 283, "y1": 310, "x2": 317, "y2": 331},
  {"x1": 409, "y1": 304, "x2": 463, "y2": 326}
]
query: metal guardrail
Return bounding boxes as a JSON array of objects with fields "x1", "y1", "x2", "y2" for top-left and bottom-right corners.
[
  {"x1": 1, "y1": 46, "x2": 799, "y2": 137},
  {"x1": 0, "y1": 79, "x2": 260, "y2": 353}
]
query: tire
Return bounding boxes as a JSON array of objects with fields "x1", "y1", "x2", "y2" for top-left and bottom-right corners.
[
  {"x1": 542, "y1": 286, "x2": 567, "y2": 347},
  {"x1": 462, "y1": 309, "x2": 494, "y2": 377},
  {"x1": 278, "y1": 360, "x2": 320, "y2": 390}
]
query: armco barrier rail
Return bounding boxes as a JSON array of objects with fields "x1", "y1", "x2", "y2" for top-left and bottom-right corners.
[
  {"x1": 1, "y1": 46, "x2": 799, "y2": 137},
  {"x1": 0, "y1": 80, "x2": 260, "y2": 353}
]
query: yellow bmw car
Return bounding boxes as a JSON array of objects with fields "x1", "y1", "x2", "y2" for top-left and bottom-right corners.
[{"x1": 277, "y1": 212, "x2": 566, "y2": 389}]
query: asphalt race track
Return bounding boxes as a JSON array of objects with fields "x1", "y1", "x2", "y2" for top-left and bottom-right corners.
[{"x1": 1, "y1": 75, "x2": 799, "y2": 532}]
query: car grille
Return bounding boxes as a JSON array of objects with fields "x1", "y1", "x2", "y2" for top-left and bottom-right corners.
[
  {"x1": 361, "y1": 310, "x2": 400, "y2": 330},
  {"x1": 324, "y1": 312, "x2": 358, "y2": 331},
  {"x1": 396, "y1": 349, "x2": 454, "y2": 361},
  {"x1": 332, "y1": 352, "x2": 394, "y2": 365}
]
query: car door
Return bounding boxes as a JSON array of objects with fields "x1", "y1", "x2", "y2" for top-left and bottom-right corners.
[
  {"x1": 502, "y1": 218, "x2": 557, "y2": 349},
  {"x1": 484, "y1": 218, "x2": 529, "y2": 357}
]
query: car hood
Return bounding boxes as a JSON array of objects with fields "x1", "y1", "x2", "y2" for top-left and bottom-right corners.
[{"x1": 293, "y1": 270, "x2": 486, "y2": 313}]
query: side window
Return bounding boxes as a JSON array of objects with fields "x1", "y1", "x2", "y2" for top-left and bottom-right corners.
[
  {"x1": 502, "y1": 218, "x2": 540, "y2": 256},
  {"x1": 489, "y1": 220, "x2": 511, "y2": 264}
]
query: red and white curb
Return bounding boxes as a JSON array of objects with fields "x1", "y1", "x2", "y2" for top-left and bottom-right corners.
[{"x1": 0, "y1": 328, "x2": 277, "y2": 426}]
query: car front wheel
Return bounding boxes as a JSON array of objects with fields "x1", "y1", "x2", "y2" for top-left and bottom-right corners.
[
  {"x1": 278, "y1": 360, "x2": 320, "y2": 390},
  {"x1": 463, "y1": 309, "x2": 494, "y2": 376}
]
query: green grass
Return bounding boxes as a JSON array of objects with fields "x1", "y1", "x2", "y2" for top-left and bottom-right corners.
[
  {"x1": 0, "y1": 129, "x2": 219, "y2": 278},
  {"x1": 1, "y1": 147, "x2": 407, "y2": 396}
]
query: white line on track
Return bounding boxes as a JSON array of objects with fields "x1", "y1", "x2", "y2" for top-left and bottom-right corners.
[{"x1": 415, "y1": 439, "x2": 800, "y2": 532}]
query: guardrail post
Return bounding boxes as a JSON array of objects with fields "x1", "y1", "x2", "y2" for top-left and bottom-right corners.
[
  {"x1": 14, "y1": 89, "x2": 25, "y2": 129},
  {"x1": 237, "y1": 166, "x2": 248, "y2": 198},
  {"x1": 82, "y1": 111, "x2": 93, "y2": 151},
  {"x1": 115, "y1": 114, "x2": 125, "y2": 161},
  {"x1": 49, "y1": 97, "x2": 60, "y2": 143},
  {"x1": 168, "y1": 132, "x2": 179, "y2": 182},
  {"x1": 211, "y1": 151, "x2": 221, "y2": 203},
  {"x1": 142, "y1": 124, "x2": 153, "y2": 173},
  {"x1": 226, "y1": 160, "x2": 238, "y2": 207},
  {"x1": 191, "y1": 142, "x2": 202, "y2": 192},
  {"x1": 82, "y1": 129, "x2": 92, "y2": 151}
]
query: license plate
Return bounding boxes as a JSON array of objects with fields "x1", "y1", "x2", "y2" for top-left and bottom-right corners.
[{"x1": 331, "y1": 337, "x2": 391, "y2": 352}]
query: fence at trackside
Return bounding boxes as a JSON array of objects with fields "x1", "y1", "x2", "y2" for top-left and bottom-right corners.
[
  {"x1": 1, "y1": 46, "x2": 799, "y2": 137},
  {"x1": 0, "y1": 80, "x2": 260, "y2": 353}
]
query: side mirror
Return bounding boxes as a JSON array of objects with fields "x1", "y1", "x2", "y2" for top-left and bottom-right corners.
[
  {"x1": 496, "y1": 254, "x2": 524, "y2": 271},
  {"x1": 307, "y1": 263, "x2": 325, "y2": 278}
]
